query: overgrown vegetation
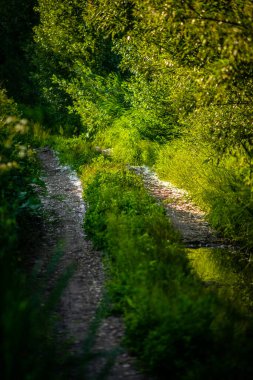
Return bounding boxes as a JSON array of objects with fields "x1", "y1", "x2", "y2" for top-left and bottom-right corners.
[
  {"x1": 1, "y1": 0, "x2": 253, "y2": 378},
  {"x1": 155, "y1": 129, "x2": 253, "y2": 249},
  {"x1": 82, "y1": 166, "x2": 253, "y2": 379},
  {"x1": 29, "y1": 0, "x2": 253, "y2": 249}
]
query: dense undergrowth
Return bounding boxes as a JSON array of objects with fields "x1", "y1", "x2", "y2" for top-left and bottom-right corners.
[
  {"x1": 155, "y1": 131, "x2": 253, "y2": 250},
  {"x1": 52, "y1": 135, "x2": 253, "y2": 379},
  {"x1": 3, "y1": 95, "x2": 253, "y2": 378},
  {"x1": 2, "y1": 0, "x2": 253, "y2": 249},
  {"x1": 1, "y1": 0, "x2": 253, "y2": 378},
  {"x1": 23, "y1": 0, "x2": 253, "y2": 251}
]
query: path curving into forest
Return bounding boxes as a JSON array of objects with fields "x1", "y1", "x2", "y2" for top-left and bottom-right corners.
[{"x1": 37, "y1": 148, "x2": 147, "y2": 380}]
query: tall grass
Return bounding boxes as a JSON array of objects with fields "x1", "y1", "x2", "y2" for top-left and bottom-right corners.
[
  {"x1": 155, "y1": 135, "x2": 253, "y2": 250},
  {"x1": 93, "y1": 115, "x2": 159, "y2": 166},
  {"x1": 83, "y1": 167, "x2": 253, "y2": 380}
]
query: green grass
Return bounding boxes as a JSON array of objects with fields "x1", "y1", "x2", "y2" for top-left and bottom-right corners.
[
  {"x1": 51, "y1": 135, "x2": 99, "y2": 171},
  {"x1": 82, "y1": 167, "x2": 253, "y2": 380},
  {"x1": 155, "y1": 137, "x2": 253, "y2": 250},
  {"x1": 93, "y1": 117, "x2": 159, "y2": 166},
  {"x1": 4, "y1": 87, "x2": 252, "y2": 378},
  {"x1": 49, "y1": 123, "x2": 253, "y2": 379}
]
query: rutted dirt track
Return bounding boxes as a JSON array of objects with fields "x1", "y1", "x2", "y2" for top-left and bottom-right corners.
[
  {"x1": 36, "y1": 147, "x2": 227, "y2": 379},
  {"x1": 37, "y1": 148, "x2": 146, "y2": 380},
  {"x1": 130, "y1": 166, "x2": 226, "y2": 248}
]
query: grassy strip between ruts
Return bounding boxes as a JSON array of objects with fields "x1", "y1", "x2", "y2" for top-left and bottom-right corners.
[
  {"x1": 78, "y1": 158, "x2": 253, "y2": 380},
  {"x1": 53, "y1": 135, "x2": 253, "y2": 379}
]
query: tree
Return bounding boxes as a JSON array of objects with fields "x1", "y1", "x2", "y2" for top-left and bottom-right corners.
[{"x1": 0, "y1": 0, "x2": 38, "y2": 101}]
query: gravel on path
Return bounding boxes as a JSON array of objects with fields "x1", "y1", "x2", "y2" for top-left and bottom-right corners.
[
  {"x1": 129, "y1": 166, "x2": 227, "y2": 248},
  {"x1": 37, "y1": 148, "x2": 147, "y2": 380}
]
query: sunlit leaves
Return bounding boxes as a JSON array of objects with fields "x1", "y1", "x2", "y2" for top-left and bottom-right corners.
[{"x1": 33, "y1": 0, "x2": 253, "y2": 165}]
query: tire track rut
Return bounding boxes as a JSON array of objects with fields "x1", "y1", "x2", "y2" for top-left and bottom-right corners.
[{"x1": 37, "y1": 148, "x2": 146, "y2": 380}]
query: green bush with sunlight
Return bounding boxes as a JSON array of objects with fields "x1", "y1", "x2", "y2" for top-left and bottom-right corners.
[{"x1": 155, "y1": 118, "x2": 253, "y2": 249}]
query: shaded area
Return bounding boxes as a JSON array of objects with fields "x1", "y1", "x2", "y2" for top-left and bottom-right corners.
[{"x1": 188, "y1": 247, "x2": 253, "y2": 313}]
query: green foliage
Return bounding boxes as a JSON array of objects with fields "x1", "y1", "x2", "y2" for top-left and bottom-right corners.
[
  {"x1": 83, "y1": 168, "x2": 253, "y2": 379},
  {"x1": 0, "y1": 89, "x2": 40, "y2": 238},
  {"x1": 52, "y1": 135, "x2": 99, "y2": 170},
  {"x1": 155, "y1": 122, "x2": 253, "y2": 249},
  {"x1": 31, "y1": 0, "x2": 253, "y2": 163},
  {"x1": 57, "y1": 68, "x2": 128, "y2": 138},
  {"x1": 94, "y1": 119, "x2": 159, "y2": 166},
  {"x1": 32, "y1": 0, "x2": 187, "y2": 141},
  {"x1": 91, "y1": 0, "x2": 253, "y2": 155},
  {"x1": 0, "y1": 0, "x2": 37, "y2": 101},
  {"x1": 32, "y1": 0, "x2": 120, "y2": 130},
  {"x1": 187, "y1": 247, "x2": 253, "y2": 312},
  {"x1": 8, "y1": 0, "x2": 253, "y2": 160}
]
